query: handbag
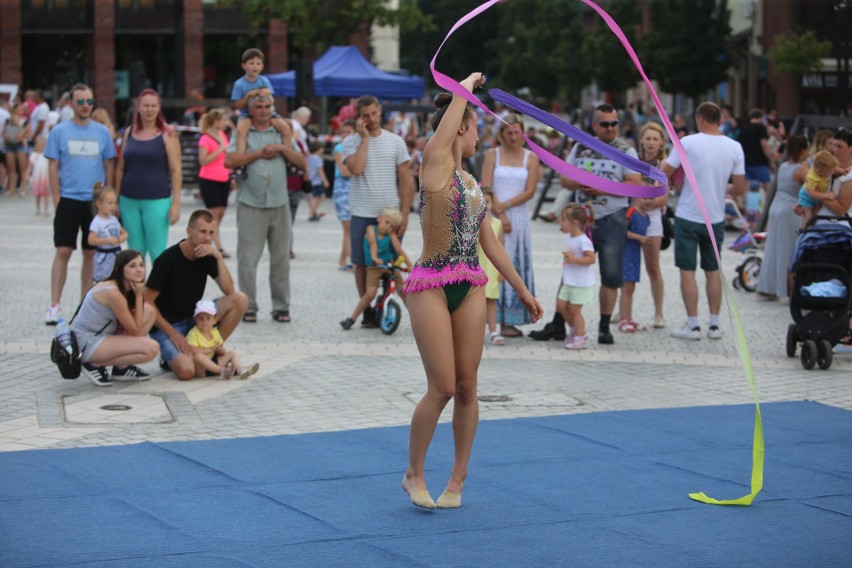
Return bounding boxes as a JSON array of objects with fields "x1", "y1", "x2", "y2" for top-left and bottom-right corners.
[
  {"x1": 49, "y1": 286, "x2": 110, "y2": 380},
  {"x1": 50, "y1": 327, "x2": 81, "y2": 379},
  {"x1": 660, "y1": 213, "x2": 675, "y2": 251},
  {"x1": 50, "y1": 298, "x2": 85, "y2": 379}
]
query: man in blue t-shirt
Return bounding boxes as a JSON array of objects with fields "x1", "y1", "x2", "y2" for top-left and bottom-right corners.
[{"x1": 44, "y1": 83, "x2": 116, "y2": 325}]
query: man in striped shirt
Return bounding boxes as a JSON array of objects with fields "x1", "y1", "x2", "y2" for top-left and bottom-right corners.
[{"x1": 343, "y1": 95, "x2": 414, "y2": 326}]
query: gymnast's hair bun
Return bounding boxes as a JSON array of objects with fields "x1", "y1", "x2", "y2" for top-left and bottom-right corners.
[{"x1": 434, "y1": 93, "x2": 453, "y2": 109}]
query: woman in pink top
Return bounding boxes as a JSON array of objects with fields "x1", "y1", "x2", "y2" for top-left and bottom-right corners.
[{"x1": 197, "y1": 108, "x2": 234, "y2": 256}]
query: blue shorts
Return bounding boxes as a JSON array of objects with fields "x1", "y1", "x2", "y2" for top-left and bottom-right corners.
[
  {"x1": 311, "y1": 184, "x2": 324, "y2": 198},
  {"x1": 349, "y1": 215, "x2": 378, "y2": 266},
  {"x1": 591, "y1": 208, "x2": 628, "y2": 289},
  {"x1": 150, "y1": 317, "x2": 195, "y2": 365},
  {"x1": 797, "y1": 186, "x2": 818, "y2": 209},
  {"x1": 745, "y1": 165, "x2": 771, "y2": 184},
  {"x1": 333, "y1": 178, "x2": 351, "y2": 221}
]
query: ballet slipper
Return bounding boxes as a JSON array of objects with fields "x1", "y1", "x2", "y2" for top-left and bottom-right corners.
[
  {"x1": 402, "y1": 475, "x2": 436, "y2": 509},
  {"x1": 435, "y1": 489, "x2": 462, "y2": 509}
]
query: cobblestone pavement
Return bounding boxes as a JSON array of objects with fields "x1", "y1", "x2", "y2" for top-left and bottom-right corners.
[{"x1": 0, "y1": 189, "x2": 849, "y2": 452}]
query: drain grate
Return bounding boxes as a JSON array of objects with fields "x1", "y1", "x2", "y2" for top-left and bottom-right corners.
[
  {"x1": 478, "y1": 394, "x2": 512, "y2": 403},
  {"x1": 100, "y1": 404, "x2": 132, "y2": 411}
]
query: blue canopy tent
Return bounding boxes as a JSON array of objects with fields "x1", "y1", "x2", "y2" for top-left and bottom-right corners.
[{"x1": 266, "y1": 46, "x2": 424, "y2": 99}]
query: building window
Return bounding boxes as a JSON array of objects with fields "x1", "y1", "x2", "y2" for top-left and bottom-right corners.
[{"x1": 22, "y1": 0, "x2": 93, "y2": 31}]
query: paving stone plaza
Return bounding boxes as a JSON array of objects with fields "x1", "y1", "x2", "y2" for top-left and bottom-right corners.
[{"x1": 0, "y1": 189, "x2": 849, "y2": 453}]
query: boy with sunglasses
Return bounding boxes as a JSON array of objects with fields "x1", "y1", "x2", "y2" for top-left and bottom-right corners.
[{"x1": 44, "y1": 83, "x2": 116, "y2": 325}]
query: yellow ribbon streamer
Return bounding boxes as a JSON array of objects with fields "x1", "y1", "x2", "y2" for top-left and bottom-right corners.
[{"x1": 688, "y1": 278, "x2": 764, "y2": 505}]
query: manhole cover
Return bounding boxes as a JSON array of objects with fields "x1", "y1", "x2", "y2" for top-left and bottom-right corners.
[
  {"x1": 100, "y1": 404, "x2": 132, "y2": 411},
  {"x1": 478, "y1": 395, "x2": 512, "y2": 402},
  {"x1": 62, "y1": 394, "x2": 174, "y2": 424}
]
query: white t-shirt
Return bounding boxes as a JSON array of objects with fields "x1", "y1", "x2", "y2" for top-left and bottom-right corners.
[
  {"x1": 291, "y1": 120, "x2": 308, "y2": 145},
  {"x1": 562, "y1": 233, "x2": 596, "y2": 287},
  {"x1": 826, "y1": 170, "x2": 852, "y2": 224},
  {"x1": 29, "y1": 102, "x2": 50, "y2": 138},
  {"x1": 666, "y1": 133, "x2": 745, "y2": 224},
  {"x1": 0, "y1": 107, "x2": 9, "y2": 149},
  {"x1": 45, "y1": 109, "x2": 60, "y2": 132},
  {"x1": 342, "y1": 130, "x2": 410, "y2": 218},
  {"x1": 59, "y1": 105, "x2": 74, "y2": 124},
  {"x1": 89, "y1": 214, "x2": 122, "y2": 247}
]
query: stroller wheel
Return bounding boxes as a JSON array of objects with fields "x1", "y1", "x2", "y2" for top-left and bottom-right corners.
[
  {"x1": 786, "y1": 324, "x2": 798, "y2": 358},
  {"x1": 801, "y1": 340, "x2": 817, "y2": 370},
  {"x1": 817, "y1": 340, "x2": 833, "y2": 370}
]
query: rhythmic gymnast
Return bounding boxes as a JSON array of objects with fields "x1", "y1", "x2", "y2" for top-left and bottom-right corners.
[{"x1": 401, "y1": 72, "x2": 543, "y2": 509}]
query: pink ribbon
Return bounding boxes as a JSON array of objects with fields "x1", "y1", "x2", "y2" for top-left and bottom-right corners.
[{"x1": 429, "y1": 0, "x2": 666, "y2": 199}]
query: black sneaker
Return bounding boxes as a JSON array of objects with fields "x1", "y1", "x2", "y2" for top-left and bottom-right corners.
[
  {"x1": 361, "y1": 307, "x2": 377, "y2": 328},
  {"x1": 529, "y1": 324, "x2": 566, "y2": 341},
  {"x1": 159, "y1": 357, "x2": 170, "y2": 371},
  {"x1": 112, "y1": 365, "x2": 151, "y2": 381},
  {"x1": 340, "y1": 317, "x2": 355, "y2": 330},
  {"x1": 598, "y1": 328, "x2": 615, "y2": 345},
  {"x1": 82, "y1": 362, "x2": 113, "y2": 387}
]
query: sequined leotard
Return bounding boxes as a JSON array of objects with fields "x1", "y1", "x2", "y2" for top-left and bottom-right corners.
[{"x1": 403, "y1": 168, "x2": 488, "y2": 294}]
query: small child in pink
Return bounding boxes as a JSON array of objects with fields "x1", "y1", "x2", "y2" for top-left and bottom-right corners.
[{"x1": 28, "y1": 136, "x2": 50, "y2": 216}]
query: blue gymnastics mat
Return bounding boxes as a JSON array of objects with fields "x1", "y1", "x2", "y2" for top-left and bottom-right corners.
[{"x1": 1, "y1": 401, "x2": 851, "y2": 567}]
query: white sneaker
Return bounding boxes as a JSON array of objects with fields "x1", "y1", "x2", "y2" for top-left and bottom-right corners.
[
  {"x1": 45, "y1": 304, "x2": 61, "y2": 325},
  {"x1": 653, "y1": 316, "x2": 666, "y2": 329},
  {"x1": 565, "y1": 336, "x2": 588, "y2": 350},
  {"x1": 707, "y1": 325, "x2": 723, "y2": 340},
  {"x1": 671, "y1": 325, "x2": 701, "y2": 340}
]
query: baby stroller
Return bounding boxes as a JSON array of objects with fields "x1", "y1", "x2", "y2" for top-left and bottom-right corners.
[
  {"x1": 786, "y1": 216, "x2": 852, "y2": 370},
  {"x1": 726, "y1": 199, "x2": 765, "y2": 292}
]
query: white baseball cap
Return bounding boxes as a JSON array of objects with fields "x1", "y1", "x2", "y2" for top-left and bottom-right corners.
[{"x1": 193, "y1": 299, "x2": 217, "y2": 317}]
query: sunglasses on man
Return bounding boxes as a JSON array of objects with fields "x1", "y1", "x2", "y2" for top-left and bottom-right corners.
[
  {"x1": 75, "y1": 99, "x2": 95, "y2": 106},
  {"x1": 597, "y1": 120, "x2": 619, "y2": 128}
]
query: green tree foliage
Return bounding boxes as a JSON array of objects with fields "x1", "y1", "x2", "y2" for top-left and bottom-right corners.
[
  {"x1": 767, "y1": 31, "x2": 832, "y2": 75},
  {"x1": 580, "y1": 0, "x2": 640, "y2": 99},
  {"x1": 400, "y1": 0, "x2": 502, "y2": 86},
  {"x1": 494, "y1": 0, "x2": 589, "y2": 101},
  {"x1": 235, "y1": 0, "x2": 432, "y2": 54},
  {"x1": 640, "y1": 0, "x2": 732, "y2": 98}
]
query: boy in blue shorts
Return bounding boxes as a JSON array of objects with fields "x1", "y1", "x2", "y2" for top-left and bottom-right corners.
[{"x1": 232, "y1": 48, "x2": 291, "y2": 157}]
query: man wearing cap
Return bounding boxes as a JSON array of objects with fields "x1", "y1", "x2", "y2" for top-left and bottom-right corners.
[{"x1": 145, "y1": 209, "x2": 248, "y2": 380}]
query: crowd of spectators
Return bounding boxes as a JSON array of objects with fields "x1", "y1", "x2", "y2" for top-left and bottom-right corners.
[{"x1": 7, "y1": 50, "x2": 852, "y2": 385}]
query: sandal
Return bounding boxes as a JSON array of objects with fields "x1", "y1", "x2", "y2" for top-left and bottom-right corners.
[
  {"x1": 338, "y1": 264, "x2": 354, "y2": 271},
  {"x1": 500, "y1": 325, "x2": 523, "y2": 337},
  {"x1": 618, "y1": 320, "x2": 636, "y2": 333},
  {"x1": 271, "y1": 309, "x2": 291, "y2": 323},
  {"x1": 486, "y1": 332, "x2": 505, "y2": 346},
  {"x1": 629, "y1": 320, "x2": 648, "y2": 331},
  {"x1": 242, "y1": 309, "x2": 257, "y2": 323}
]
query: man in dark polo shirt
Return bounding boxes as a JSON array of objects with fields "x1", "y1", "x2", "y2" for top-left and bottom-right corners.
[{"x1": 144, "y1": 209, "x2": 248, "y2": 380}]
